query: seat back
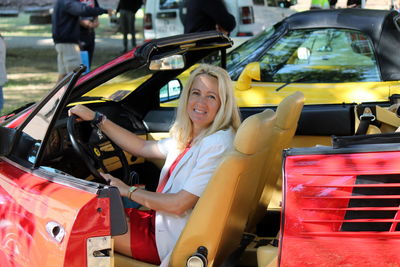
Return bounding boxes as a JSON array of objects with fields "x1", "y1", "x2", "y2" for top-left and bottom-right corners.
[
  {"x1": 246, "y1": 91, "x2": 305, "y2": 231},
  {"x1": 169, "y1": 109, "x2": 277, "y2": 267}
]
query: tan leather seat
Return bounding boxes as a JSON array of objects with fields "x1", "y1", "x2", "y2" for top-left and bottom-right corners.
[
  {"x1": 115, "y1": 108, "x2": 278, "y2": 266},
  {"x1": 246, "y1": 91, "x2": 305, "y2": 232},
  {"x1": 169, "y1": 108, "x2": 277, "y2": 267}
]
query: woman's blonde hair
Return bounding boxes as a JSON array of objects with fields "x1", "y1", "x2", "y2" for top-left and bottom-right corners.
[{"x1": 170, "y1": 64, "x2": 241, "y2": 149}]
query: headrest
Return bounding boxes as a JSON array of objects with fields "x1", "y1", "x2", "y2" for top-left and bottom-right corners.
[
  {"x1": 234, "y1": 109, "x2": 276, "y2": 155},
  {"x1": 276, "y1": 91, "x2": 305, "y2": 130}
]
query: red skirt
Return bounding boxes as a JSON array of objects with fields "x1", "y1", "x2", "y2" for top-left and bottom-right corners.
[{"x1": 124, "y1": 208, "x2": 161, "y2": 265}]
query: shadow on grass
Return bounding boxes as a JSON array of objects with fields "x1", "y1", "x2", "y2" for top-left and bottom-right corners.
[
  {"x1": 2, "y1": 47, "x2": 118, "y2": 116},
  {"x1": 7, "y1": 47, "x2": 57, "y2": 73}
]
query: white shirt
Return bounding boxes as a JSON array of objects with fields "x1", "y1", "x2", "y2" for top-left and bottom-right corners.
[{"x1": 155, "y1": 127, "x2": 235, "y2": 264}]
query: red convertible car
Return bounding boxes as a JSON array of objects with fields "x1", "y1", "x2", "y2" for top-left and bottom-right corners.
[{"x1": 2, "y1": 10, "x2": 400, "y2": 267}]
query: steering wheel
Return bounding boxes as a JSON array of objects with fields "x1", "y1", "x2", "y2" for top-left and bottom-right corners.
[{"x1": 67, "y1": 115, "x2": 130, "y2": 183}]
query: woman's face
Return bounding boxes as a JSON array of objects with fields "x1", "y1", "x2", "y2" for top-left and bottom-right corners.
[{"x1": 187, "y1": 74, "x2": 221, "y2": 136}]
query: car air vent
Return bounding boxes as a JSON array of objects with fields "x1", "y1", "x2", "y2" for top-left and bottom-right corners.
[
  {"x1": 299, "y1": 173, "x2": 400, "y2": 235},
  {"x1": 340, "y1": 174, "x2": 400, "y2": 232},
  {"x1": 282, "y1": 150, "x2": 400, "y2": 266}
]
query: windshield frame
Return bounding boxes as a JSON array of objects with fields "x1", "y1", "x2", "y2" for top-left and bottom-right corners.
[
  {"x1": 225, "y1": 21, "x2": 288, "y2": 80},
  {"x1": 13, "y1": 67, "x2": 84, "y2": 168}
]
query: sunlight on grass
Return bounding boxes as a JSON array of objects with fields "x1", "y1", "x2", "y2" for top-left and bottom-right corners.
[
  {"x1": 0, "y1": 14, "x2": 50, "y2": 36},
  {"x1": 0, "y1": 9, "x2": 145, "y2": 115},
  {"x1": 0, "y1": 12, "x2": 143, "y2": 39}
]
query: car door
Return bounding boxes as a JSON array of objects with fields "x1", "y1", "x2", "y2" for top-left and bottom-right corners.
[{"x1": 0, "y1": 70, "x2": 126, "y2": 267}]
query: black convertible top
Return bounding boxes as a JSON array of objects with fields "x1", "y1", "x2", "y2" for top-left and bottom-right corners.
[{"x1": 283, "y1": 9, "x2": 400, "y2": 81}]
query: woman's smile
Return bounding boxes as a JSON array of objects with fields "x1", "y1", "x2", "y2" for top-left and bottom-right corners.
[{"x1": 187, "y1": 74, "x2": 221, "y2": 137}]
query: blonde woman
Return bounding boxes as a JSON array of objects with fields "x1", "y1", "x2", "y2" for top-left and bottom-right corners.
[{"x1": 69, "y1": 64, "x2": 241, "y2": 265}]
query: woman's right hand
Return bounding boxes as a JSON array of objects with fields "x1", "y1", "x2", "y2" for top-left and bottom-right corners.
[
  {"x1": 68, "y1": 104, "x2": 96, "y2": 121},
  {"x1": 101, "y1": 173, "x2": 130, "y2": 197}
]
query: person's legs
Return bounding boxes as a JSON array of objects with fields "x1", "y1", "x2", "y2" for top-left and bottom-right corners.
[
  {"x1": 55, "y1": 43, "x2": 81, "y2": 81},
  {"x1": 127, "y1": 11, "x2": 136, "y2": 48},
  {"x1": 113, "y1": 209, "x2": 160, "y2": 264},
  {"x1": 88, "y1": 34, "x2": 95, "y2": 67},
  {"x1": 80, "y1": 32, "x2": 95, "y2": 68},
  {"x1": 0, "y1": 85, "x2": 3, "y2": 113},
  {"x1": 120, "y1": 10, "x2": 129, "y2": 52},
  {"x1": 55, "y1": 44, "x2": 66, "y2": 81},
  {"x1": 113, "y1": 218, "x2": 133, "y2": 257}
]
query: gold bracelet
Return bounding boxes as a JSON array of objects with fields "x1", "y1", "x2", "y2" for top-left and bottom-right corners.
[{"x1": 127, "y1": 186, "x2": 138, "y2": 200}]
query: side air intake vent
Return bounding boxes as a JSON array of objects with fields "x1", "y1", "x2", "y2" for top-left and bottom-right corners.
[
  {"x1": 281, "y1": 150, "x2": 400, "y2": 266},
  {"x1": 340, "y1": 174, "x2": 400, "y2": 232}
]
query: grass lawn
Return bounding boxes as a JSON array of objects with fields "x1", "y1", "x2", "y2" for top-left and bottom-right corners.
[
  {"x1": 1, "y1": 11, "x2": 143, "y2": 116},
  {"x1": 0, "y1": 11, "x2": 132, "y2": 37}
]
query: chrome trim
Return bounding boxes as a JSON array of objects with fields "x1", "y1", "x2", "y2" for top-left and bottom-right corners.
[{"x1": 45, "y1": 221, "x2": 65, "y2": 243}]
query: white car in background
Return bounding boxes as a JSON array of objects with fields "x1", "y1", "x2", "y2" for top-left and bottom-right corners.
[{"x1": 143, "y1": 0, "x2": 296, "y2": 47}]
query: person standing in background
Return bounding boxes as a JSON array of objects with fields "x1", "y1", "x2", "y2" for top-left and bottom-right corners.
[
  {"x1": 52, "y1": 0, "x2": 113, "y2": 81},
  {"x1": 0, "y1": 34, "x2": 6, "y2": 114},
  {"x1": 184, "y1": 0, "x2": 236, "y2": 35},
  {"x1": 79, "y1": 0, "x2": 100, "y2": 69},
  {"x1": 116, "y1": 0, "x2": 143, "y2": 53}
]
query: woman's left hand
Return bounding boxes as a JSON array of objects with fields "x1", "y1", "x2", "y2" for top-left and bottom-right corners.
[
  {"x1": 101, "y1": 173, "x2": 130, "y2": 197},
  {"x1": 68, "y1": 104, "x2": 96, "y2": 121}
]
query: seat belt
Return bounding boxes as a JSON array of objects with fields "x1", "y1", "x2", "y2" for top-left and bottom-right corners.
[{"x1": 355, "y1": 107, "x2": 376, "y2": 135}]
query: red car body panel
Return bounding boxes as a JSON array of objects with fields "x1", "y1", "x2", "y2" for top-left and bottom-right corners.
[
  {"x1": 3, "y1": 109, "x2": 33, "y2": 128},
  {"x1": 281, "y1": 151, "x2": 400, "y2": 266},
  {"x1": 0, "y1": 159, "x2": 111, "y2": 267}
]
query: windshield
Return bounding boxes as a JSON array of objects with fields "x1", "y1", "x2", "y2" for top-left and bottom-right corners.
[
  {"x1": 259, "y1": 29, "x2": 380, "y2": 83},
  {"x1": 160, "y1": 0, "x2": 181, "y2": 9},
  {"x1": 226, "y1": 26, "x2": 380, "y2": 83}
]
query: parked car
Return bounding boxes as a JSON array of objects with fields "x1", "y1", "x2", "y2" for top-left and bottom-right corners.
[
  {"x1": 143, "y1": 0, "x2": 295, "y2": 46},
  {"x1": 143, "y1": 0, "x2": 257, "y2": 40},
  {"x1": 224, "y1": 8, "x2": 400, "y2": 105}
]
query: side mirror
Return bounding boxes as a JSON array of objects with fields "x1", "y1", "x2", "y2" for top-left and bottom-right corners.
[
  {"x1": 160, "y1": 79, "x2": 182, "y2": 102},
  {"x1": 149, "y1": 55, "x2": 185, "y2": 70},
  {"x1": 236, "y1": 62, "x2": 261, "y2": 91}
]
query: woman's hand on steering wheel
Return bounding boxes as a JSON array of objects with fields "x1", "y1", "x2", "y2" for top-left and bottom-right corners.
[
  {"x1": 67, "y1": 104, "x2": 131, "y2": 183},
  {"x1": 68, "y1": 104, "x2": 96, "y2": 121}
]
